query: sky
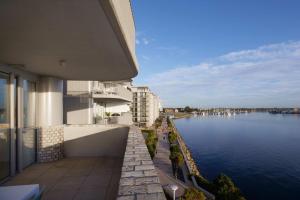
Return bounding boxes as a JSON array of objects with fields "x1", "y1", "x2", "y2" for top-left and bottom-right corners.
[{"x1": 131, "y1": 0, "x2": 300, "y2": 108}]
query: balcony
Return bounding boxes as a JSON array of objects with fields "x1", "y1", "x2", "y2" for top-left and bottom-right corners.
[
  {"x1": 92, "y1": 85, "x2": 132, "y2": 102},
  {"x1": 1, "y1": 125, "x2": 166, "y2": 200},
  {"x1": 2, "y1": 125, "x2": 128, "y2": 200},
  {"x1": 95, "y1": 112, "x2": 133, "y2": 126}
]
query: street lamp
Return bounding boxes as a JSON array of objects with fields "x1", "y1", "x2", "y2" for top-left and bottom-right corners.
[{"x1": 169, "y1": 184, "x2": 178, "y2": 200}]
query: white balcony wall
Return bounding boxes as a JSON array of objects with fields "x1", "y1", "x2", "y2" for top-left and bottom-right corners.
[
  {"x1": 64, "y1": 125, "x2": 129, "y2": 157},
  {"x1": 106, "y1": 102, "x2": 130, "y2": 114},
  {"x1": 64, "y1": 96, "x2": 93, "y2": 125},
  {"x1": 66, "y1": 81, "x2": 92, "y2": 96},
  {"x1": 92, "y1": 84, "x2": 132, "y2": 102}
]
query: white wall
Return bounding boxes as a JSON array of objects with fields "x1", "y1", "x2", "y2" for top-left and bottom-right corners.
[
  {"x1": 66, "y1": 81, "x2": 92, "y2": 95},
  {"x1": 106, "y1": 102, "x2": 130, "y2": 114},
  {"x1": 93, "y1": 101, "x2": 130, "y2": 117},
  {"x1": 64, "y1": 96, "x2": 94, "y2": 124},
  {"x1": 64, "y1": 125, "x2": 129, "y2": 157}
]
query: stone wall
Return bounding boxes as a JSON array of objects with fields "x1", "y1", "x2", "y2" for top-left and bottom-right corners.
[
  {"x1": 117, "y1": 126, "x2": 166, "y2": 200},
  {"x1": 37, "y1": 126, "x2": 64, "y2": 163},
  {"x1": 170, "y1": 120, "x2": 200, "y2": 176}
]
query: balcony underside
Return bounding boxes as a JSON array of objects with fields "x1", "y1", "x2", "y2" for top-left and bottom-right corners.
[
  {"x1": 93, "y1": 95, "x2": 132, "y2": 102},
  {"x1": 0, "y1": 0, "x2": 138, "y2": 80}
]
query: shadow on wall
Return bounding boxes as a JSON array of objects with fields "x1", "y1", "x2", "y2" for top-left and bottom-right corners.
[
  {"x1": 63, "y1": 96, "x2": 93, "y2": 124},
  {"x1": 64, "y1": 126, "x2": 129, "y2": 158}
]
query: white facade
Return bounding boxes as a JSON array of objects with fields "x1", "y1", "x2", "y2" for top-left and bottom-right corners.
[
  {"x1": 132, "y1": 87, "x2": 161, "y2": 127},
  {"x1": 64, "y1": 81, "x2": 133, "y2": 125}
]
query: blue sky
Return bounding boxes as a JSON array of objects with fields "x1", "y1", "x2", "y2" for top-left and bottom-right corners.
[{"x1": 131, "y1": 0, "x2": 300, "y2": 108}]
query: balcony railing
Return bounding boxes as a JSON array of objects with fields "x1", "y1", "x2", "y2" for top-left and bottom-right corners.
[{"x1": 92, "y1": 85, "x2": 132, "y2": 102}]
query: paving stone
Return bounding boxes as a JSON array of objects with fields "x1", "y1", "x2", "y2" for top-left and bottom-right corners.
[
  {"x1": 119, "y1": 177, "x2": 135, "y2": 186},
  {"x1": 147, "y1": 184, "x2": 164, "y2": 193},
  {"x1": 143, "y1": 169, "x2": 158, "y2": 177},
  {"x1": 136, "y1": 193, "x2": 166, "y2": 200},
  {"x1": 121, "y1": 171, "x2": 144, "y2": 178},
  {"x1": 135, "y1": 165, "x2": 155, "y2": 171},
  {"x1": 122, "y1": 165, "x2": 134, "y2": 172},
  {"x1": 119, "y1": 185, "x2": 147, "y2": 195},
  {"x1": 135, "y1": 177, "x2": 160, "y2": 185},
  {"x1": 141, "y1": 160, "x2": 153, "y2": 165},
  {"x1": 117, "y1": 195, "x2": 135, "y2": 200}
]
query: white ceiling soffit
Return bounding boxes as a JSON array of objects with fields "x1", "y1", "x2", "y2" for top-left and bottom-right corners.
[{"x1": 0, "y1": 0, "x2": 138, "y2": 81}]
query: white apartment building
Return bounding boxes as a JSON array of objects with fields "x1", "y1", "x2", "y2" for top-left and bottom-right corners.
[
  {"x1": 64, "y1": 80, "x2": 133, "y2": 125},
  {"x1": 132, "y1": 87, "x2": 161, "y2": 127}
]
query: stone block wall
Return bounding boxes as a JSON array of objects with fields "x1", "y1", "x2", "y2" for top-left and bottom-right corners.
[
  {"x1": 117, "y1": 126, "x2": 166, "y2": 200},
  {"x1": 37, "y1": 126, "x2": 64, "y2": 163}
]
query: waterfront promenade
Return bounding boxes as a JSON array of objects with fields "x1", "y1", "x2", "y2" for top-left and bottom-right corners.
[{"x1": 153, "y1": 119, "x2": 188, "y2": 198}]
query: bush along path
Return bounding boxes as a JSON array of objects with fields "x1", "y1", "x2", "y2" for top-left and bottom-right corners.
[
  {"x1": 152, "y1": 117, "x2": 187, "y2": 199},
  {"x1": 142, "y1": 129, "x2": 158, "y2": 159}
]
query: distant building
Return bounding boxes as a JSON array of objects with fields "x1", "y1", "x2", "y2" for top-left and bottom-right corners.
[
  {"x1": 132, "y1": 86, "x2": 161, "y2": 127},
  {"x1": 163, "y1": 108, "x2": 175, "y2": 113}
]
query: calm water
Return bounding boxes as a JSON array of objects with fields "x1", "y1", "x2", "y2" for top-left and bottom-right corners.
[{"x1": 174, "y1": 113, "x2": 300, "y2": 200}]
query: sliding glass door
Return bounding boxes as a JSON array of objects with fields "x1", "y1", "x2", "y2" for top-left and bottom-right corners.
[
  {"x1": 0, "y1": 72, "x2": 9, "y2": 180},
  {"x1": 22, "y1": 80, "x2": 36, "y2": 168}
]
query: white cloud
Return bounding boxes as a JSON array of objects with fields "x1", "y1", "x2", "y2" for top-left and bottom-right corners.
[
  {"x1": 142, "y1": 55, "x2": 150, "y2": 61},
  {"x1": 143, "y1": 41, "x2": 300, "y2": 107},
  {"x1": 142, "y1": 38, "x2": 149, "y2": 45},
  {"x1": 136, "y1": 39, "x2": 140, "y2": 45}
]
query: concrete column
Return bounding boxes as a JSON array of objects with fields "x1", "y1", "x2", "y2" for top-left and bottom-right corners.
[{"x1": 37, "y1": 77, "x2": 63, "y2": 127}]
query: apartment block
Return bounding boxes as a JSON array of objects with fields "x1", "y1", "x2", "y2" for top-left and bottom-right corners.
[
  {"x1": 132, "y1": 86, "x2": 161, "y2": 127},
  {"x1": 64, "y1": 80, "x2": 133, "y2": 125}
]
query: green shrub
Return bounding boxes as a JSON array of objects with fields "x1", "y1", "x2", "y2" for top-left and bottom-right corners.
[
  {"x1": 169, "y1": 150, "x2": 184, "y2": 178},
  {"x1": 155, "y1": 117, "x2": 163, "y2": 128},
  {"x1": 144, "y1": 130, "x2": 158, "y2": 159},
  {"x1": 182, "y1": 187, "x2": 205, "y2": 200},
  {"x1": 167, "y1": 117, "x2": 172, "y2": 127},
  {"x1": 213, "y1": 174, "x2": 246, "y2": 200},
  {"x1": 170, "y1": 144, "x2": 180, "y2": 153},
  {"x1": 193, "y1": 173, "x2": 246, "y2": 200},
  {"x1": 168, "y1": 132, "x2": 177, "y2": 144},
  {"x1": 194, "y1": 175, "x2": 215, "y2": 194}
]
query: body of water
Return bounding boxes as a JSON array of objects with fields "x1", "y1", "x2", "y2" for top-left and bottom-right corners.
[{"x1": 174, "y1": 113, "x2": 300, "y2": 200}]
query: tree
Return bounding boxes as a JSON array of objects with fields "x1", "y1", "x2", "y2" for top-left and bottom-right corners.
[
  {"x1": 144, "y1": 130, "x2": 158, "y2": 159},
  {"x1": 168, "y1": 132, "x2": 177, "y2": 144},
  {"x1": 169, "y1": 151, "x2": 184, "y2": 178},
  {"x1": 182, "y1": 187, "x2": 206, "y2": 200},
  {"x1": 184, "y1": 106, "x2": 192, "y2": 113},
  {"x1": 213, "y1": 174, "x2": 246, "y2": 200},
  {"x1": 105, "y1": 112, "x2": 111, "y2": 117},
  {"x1": 170, "y1": 144, "x2": 180, "y2": 153}
]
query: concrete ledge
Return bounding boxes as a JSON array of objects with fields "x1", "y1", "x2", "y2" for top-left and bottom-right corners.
[{"x1": 117, "y1": 126, "x2": 166, "y2": 200}]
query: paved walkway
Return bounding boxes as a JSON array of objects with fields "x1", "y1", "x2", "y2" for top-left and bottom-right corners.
[
  {"x1": 4, "y1": 157, "x2": 123, "y2": 200},
  {"x1": 153, "y1": 119, "x2": 188, "y2": 198}
]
